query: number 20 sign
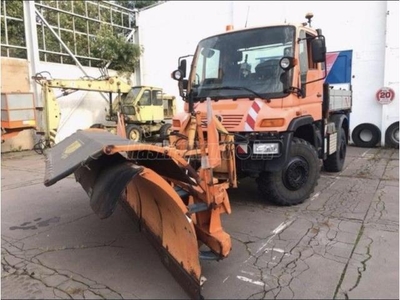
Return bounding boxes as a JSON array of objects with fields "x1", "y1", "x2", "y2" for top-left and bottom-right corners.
[{"x1": 376, "y1": 87, "x2": 395, "y2": 104}]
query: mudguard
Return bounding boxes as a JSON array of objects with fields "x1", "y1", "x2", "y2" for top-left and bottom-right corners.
[
  {"x1": 329, "y1": 113, "x2": 349, "y2": 139},
  {"x1": 44, "y1": 129, "x2": 203, "y2": 299}
]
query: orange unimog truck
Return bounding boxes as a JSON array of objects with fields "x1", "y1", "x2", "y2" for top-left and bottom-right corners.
[{"x1": 171, "y1": 14, "x2": 352, "y2": 206}]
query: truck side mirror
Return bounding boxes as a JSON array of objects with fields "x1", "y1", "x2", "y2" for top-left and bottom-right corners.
[
  {"x1": 172, "y1": 58, "x2": 188, "y2": 81},
  {"x1": 179, "y1": 59, "x2": 187, "y2": 78},
  {"x1": 171, "y1": 69, "x2": 188, "y2": 99},
  {"x1": 311, "y1": 38, "x2": 326, "y2": 63},
  {"x1": 171, "y1": 69, "x2": 188, "y2": 89},
  {"x1": 280, "y1": 72, "x2": 290, "y2": 92},
  {"x1": 179, "y1": 79, "x2": 188, "y2": 90}
]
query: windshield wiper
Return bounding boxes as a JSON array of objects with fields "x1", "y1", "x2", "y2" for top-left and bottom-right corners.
[{"x1": 200, "y1": 86, "x2": 270, "y2": 102}]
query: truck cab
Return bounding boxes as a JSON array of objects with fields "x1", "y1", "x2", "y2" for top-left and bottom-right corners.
[{"x1": 171, "y1": 16, "x2": 351, "y2": 206}]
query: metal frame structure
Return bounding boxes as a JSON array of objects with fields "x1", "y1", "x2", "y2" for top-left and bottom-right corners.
[
  {"x1": 1, "y1": 0, "x2": 137, "y2": 68},
  {"x1": 1, "y1": 0, "x2": 140, "y2": 126},
  {"x1": 1, "y1": 0, "x2": 26, "y2": 58}
]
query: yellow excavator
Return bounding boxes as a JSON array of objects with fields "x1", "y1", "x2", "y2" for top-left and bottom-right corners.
[{"x1": 33, "y1": 74, "x2": 176, "y2": 147}]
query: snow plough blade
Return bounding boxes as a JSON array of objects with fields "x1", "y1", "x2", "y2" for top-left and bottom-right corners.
[{"x1": 43, "y1": 126, "x2": 234, "y2": 299}]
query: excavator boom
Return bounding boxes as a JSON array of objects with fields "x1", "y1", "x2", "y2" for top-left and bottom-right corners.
[{"x1": 33, "y1": 74, "x2": 177, "y2": 146}]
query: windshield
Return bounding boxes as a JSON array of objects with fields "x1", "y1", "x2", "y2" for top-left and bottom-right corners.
[
  {"x1": 122, "y1": 87, "x2": 142, "y2": 104},
  {"x1": 190, "y1": 25, "x2": 295, "y2": 100}
]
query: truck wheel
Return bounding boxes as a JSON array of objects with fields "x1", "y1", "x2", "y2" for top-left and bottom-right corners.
[
  {"x1": 256, "y1": 138, "x2": 320, "y2": 206},
  {"x1": 323, "y1": 127, "x2": 347, "y2": 172},
  {"x1": 126, "y1": 124, "x2": 143, "y2": 142},
  {"x1": 385, "y1": 122, "x2": 399, "y2": 149},
  {"x1": 160, "y1": 123, "x2": 172, "y2": 138},
  {"x1": 351, "y1": 123, "x2": 380, "y2": 148}
]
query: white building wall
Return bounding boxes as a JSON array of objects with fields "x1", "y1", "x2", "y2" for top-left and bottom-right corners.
[
  {"x1": 381, "y1": 1, "x2": 399, "y2": 144},
  {"x1": 138, "y1": 1, "x2": 234, "y2": 113},
  {"x1": 138, "y1": 1, "x2": 398, "y2": 143}
]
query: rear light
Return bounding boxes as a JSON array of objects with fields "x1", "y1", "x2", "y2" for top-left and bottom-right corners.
[{"x1": 173, "y1": 119, "x2": 181, "y2": 127}]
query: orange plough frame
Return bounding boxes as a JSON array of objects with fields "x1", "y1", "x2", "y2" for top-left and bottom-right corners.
[{"x1": 44, "y1": 106, "x2": 236, "y2": 299}]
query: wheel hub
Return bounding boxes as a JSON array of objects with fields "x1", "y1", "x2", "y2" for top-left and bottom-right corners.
[
  {"x1": 283, "y1": 158, "x2": 309, "y2": 191},
  {"x1": 130, "y1": 130, "x2": 140, "y2": 141}
]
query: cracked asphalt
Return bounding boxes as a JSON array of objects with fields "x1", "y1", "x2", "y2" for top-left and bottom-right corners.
[{"x1": 1, "y1": 146, "x2": 399, "y2": 299}]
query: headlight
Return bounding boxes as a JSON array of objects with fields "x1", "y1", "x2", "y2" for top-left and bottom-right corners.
[
  {"x1": 253, "y1": 143, "x2": 280, "y2": 154},
  {"x1": 171, "y1": 69, "x2": 184, "y2": 81},
  {"x1": 280, "y1": 57, "x2": 290, "y2": 69},
  {"x1": 279, "y1": 56, "x2": 296, "y2": 71}
]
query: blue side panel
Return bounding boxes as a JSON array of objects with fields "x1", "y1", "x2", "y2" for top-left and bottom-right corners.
[{"x1": 325, "y1": 50, "x2": 353, "y2": 84}]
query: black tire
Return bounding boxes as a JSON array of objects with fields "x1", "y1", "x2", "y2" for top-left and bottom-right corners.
[
  {"x1": 159, "y1": 123, "x2": 172, "y2": 138},
  {"x1": 385, "y1": 122, "x2": 399, "y2": 149},
  {"x1": 351, "y1": 123, "x2": 381, "y2": 148},
  {"x1": 126, "y1": 124, "x2": 143, "y2": 142},
  {"x1": 256, "y1": 138, "x2": 320, "y2": 206},
  {"x1": 323, "y1": 127, "x2": 347, "y2": 172}
]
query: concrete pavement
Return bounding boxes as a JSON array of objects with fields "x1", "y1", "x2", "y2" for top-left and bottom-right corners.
[{"x1": 1, "y1": 146, "x2": 399, "y2": 299}]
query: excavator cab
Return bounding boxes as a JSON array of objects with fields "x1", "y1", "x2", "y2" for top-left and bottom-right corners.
[{"x1": 119, "y1": 86, "x2": 175, "y2": 123}]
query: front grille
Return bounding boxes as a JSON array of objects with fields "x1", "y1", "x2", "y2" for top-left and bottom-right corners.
[
  {"x1": 220, "y1": 114, "x2": 243, "y2": 129},
  {"x1": 201, "y1": 114, "x2": 242, "y2": 129}
]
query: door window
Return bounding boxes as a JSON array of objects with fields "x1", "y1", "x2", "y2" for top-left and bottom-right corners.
[
  {"x1": 152, "y1": 90, "x2": 163, "y2": 105},
  {"x1": 299, "y1": 30, "x2": 309, "y2": 84},
  {"x1": 139, "y1": 90, "x2": 151, "y2": 106}
]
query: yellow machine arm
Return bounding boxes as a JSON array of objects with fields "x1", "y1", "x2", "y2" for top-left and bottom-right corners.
[{"x1": 32, "y1": 75, "x2": 132, "y2": 147}]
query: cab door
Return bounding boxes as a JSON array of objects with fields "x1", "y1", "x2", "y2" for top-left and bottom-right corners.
[
  {"x1": 298, "y1": 29, "x2": 323, "y2": 119},
  {"x1": 137, "y1": 89, "x2": 153, "y2": 121},
  {"x1": 151, "y1": 89, "x2": 165, "y2": 121}
]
